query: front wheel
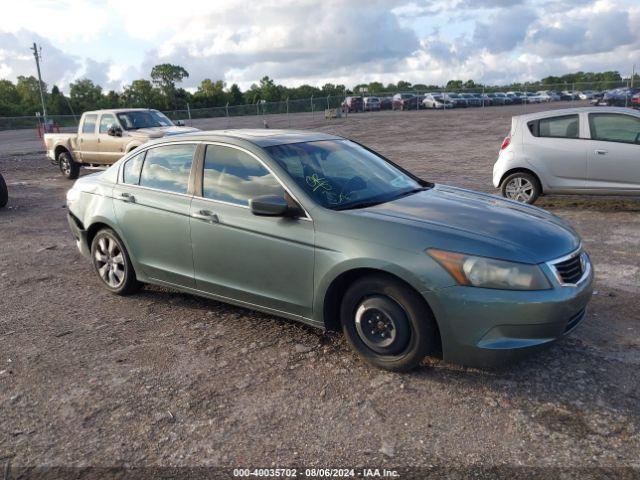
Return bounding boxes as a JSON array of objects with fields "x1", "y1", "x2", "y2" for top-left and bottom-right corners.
[
  {"x1": 501, "y1": 172, "x2": 541, "y2": 204},
  {"x1": 90, "y1": 229, "x2": 141, "y2": 295},
  {"x1": 340, "y1": 275, "x2": 439, "y2": 371},
  {"x1": 58, "y1": 151, "x2": 80, "y2": 180}
]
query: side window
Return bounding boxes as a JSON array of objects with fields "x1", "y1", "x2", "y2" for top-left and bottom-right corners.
[
  {"x1": 535, "y1": 115, "x2": 579, "y2": 139},
  {"x1": 589, "y1": 114, "x2": 640, "y2": 144},
  {"x1": 202, "y1": 145, "x2": 285, "y2": 206},
  {"x1": 139, "y1": 144, "x2": 196, "y2": 194},
  {"x1": 81, "y1": 114, "x2": 97, "y2": 134},
  {"x1": 122, "y1": 151, "x2": 145, "y2": 185},
  {"x1": 99, "y1": 114, "x2": 117, "y2": 134}
]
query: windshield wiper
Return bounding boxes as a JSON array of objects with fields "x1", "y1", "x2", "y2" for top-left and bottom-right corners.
[
  {"x1": 335, "y1": 187, "x2": 428, "y2": 211},
  {"x1": 389, "y1": 186, "x2": 429, "y2": 201}
]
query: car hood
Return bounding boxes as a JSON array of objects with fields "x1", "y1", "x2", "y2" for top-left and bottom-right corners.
[
  {"x1": 352, "y1": 184, "x2": 580, "y2": 264},
  {"x1": 127, "y1": 126, "x2": 199, "y2": 139}
]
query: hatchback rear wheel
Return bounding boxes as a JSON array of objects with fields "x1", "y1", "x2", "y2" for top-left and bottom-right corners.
[
  {"x1": 501, "y1": 172, "x2": 541, "y2": 204},
  {"x1": 340, "y1": 274, "x2": 439, "y2": 371}
]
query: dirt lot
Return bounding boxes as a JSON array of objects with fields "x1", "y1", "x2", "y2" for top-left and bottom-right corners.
[{"x1": 1, "y1": 103, "x2": 639, "y2": 478}]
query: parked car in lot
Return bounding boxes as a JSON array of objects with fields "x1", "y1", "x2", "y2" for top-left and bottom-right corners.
[
  {"x1": 67, "y1": 129, "x2": 593, "y2": 371},
  {"x1": 632, "y1": 92, "x2": 640, "y2": 108},
  {"x1": 363, "y1": 96, "x2": 381, "y2": 111},
  {"x1": 486, "y1": 93, "x2": 511, "y2": 105},
  {"x1": 460, "y1": 93, "x2": 482, "y2": 106},
  {"x1": 422, "y1": 93, "x2": 452, "y2": 109},
  {"x1": 44, "y1": 109, "x2": 198, "y2": 179},
  {"x1": 536, "y1": 91, "x2": 561, "y2": 102},
  {"x1": 600, "y1": 88, "x2": 640, "y2": 107},
  {"x1": 578, "y1": 90, "x2": 596, "y2": 100},
  {"x1": 506, "y1": 92, "x2": 524, "y2": 104},
  {"x1": 392, "y1": 93, "x2": 419, "y2": 110},
  {"x1": 444, "y1": 93, "x2": 467, "y2": 107},
  {"x1": 0, "y1": 173, "x2": 7, "y2": 208},
  {"x1": 342, "y1": 96, "x2": 364, "y2": 113},
  {"x1": 379, "y1": 96, "x2": 393, "y2": 110},
  {"x1": 494, "y1": 107, "x2": 640, "y2": 204}
]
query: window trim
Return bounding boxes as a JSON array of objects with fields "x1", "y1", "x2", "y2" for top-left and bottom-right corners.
[
  {"x1": 98, "y1": 113, "x2": 118, "y2": 134},
  {"x1": 117, "y1": 141, "x2": 200, "y2": 197},
  {"x1": 527, "y1": 114, "x2": 580, "y2": 140},
  {"x1": 81, "y1": 114, "x2": 98, "y2": 134},
  {"x1": 587, "y1": 112, "x2": 640, "y2": 145},
  {"x1": 121, "y1": 150, "x2": 146, "y2": 185},
  {"x1": 197, "y1": 141, "x2": 312, "y2": 221}
]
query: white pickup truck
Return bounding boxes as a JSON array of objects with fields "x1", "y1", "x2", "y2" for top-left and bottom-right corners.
[{"x1": 44, "y1": 108, "x2": 198, "y2": 179}]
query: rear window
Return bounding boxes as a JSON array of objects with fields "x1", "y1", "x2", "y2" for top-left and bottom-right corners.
[
  {"x1": 528, "y1": 114, "x2": 579, "y2": 139},
  {"x1": 138, "y1": 144, "x2": 196, "y2": 194},
  {"x1": 81, "y1": 114, "x2": 97, "y2": 134}
]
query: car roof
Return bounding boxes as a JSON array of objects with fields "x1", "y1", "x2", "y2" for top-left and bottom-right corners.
[
  {"x1": 514, "y1": 106, "x2": 640, "y2": 122},
  {"x1": 143, "y1": 129, "x2": 344, "y2": 148},
  {"x1": 83, "y1": 108, "x2": 160, "y2": 115}
]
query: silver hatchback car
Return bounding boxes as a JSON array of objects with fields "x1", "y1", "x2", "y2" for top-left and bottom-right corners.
[{"x1": 493, "y1": 107, "x2": 640, "y2": 204}]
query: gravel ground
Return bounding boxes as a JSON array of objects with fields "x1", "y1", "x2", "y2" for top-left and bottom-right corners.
[{"x1": 1, "y1": 103, "x2": 639, "y2": 479}]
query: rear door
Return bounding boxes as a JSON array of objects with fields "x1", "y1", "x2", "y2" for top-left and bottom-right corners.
[
  {"x1": 523, "y1": 113, "x2": 587, "y2": 191},
  {"x1": 112, "y1": 142, "x2": 198, "y2": 287},
  {"x1": 78, "y1": 114, "x2": 99, "y2": 162},
  {"x1": 97, "y1": 113, "x2": 126, "y2": 164},
  {"x1": 585, "y1": 112, "x2": 640, "y2": 191},
  {"x1": 189, "y1": 143, "x2": 315, "y2": 317}
]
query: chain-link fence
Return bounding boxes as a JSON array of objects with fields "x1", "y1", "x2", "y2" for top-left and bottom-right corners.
[{"x1": 1, "y1": 80, "x2": 637, "y2": 132}]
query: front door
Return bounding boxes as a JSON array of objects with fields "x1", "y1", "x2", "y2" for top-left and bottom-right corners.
[
  {"x1": 585, "y1": 112, "x2": 640, "y2": 191},
  {"x1": 78, "y1": 113, "x2": 99, "y2": 163},
  {"x1": 112, "y1": 143, "x2": 198, "y2": 287},
  {"x1": 97, "y1": 113, "x2": 126, "y2": 164},
  {"x1": 190, "y1": 143, "x2": 315, "y2": 318}
]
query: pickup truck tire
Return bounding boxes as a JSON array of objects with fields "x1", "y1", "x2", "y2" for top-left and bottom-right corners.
[
  {"x1": 0, "y1": 173, "x2": 7, "y2": 208},
  {"x1": 58, "y1": 151, "x2": 80, "y2": 180}
]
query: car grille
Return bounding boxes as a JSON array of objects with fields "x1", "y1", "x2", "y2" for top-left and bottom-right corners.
[{"x1": 553, "y1": 253, "x2": 584, "y2": 284}]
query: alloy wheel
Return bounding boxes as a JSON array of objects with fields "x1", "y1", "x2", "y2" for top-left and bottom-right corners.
[
  {"x1": 93, "y1": 236, "x2": 125, "y2": 288},
  {"x1": 60, "y1": 157, "x2": 71, "y2": 176},
  {"x1": 505, "y1": 177, "x2": 534, "y2": 202}
]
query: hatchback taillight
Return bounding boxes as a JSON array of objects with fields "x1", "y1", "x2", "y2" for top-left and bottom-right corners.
[{"x1": 500, "y1": 136, "x2": 511, "y2": 150}]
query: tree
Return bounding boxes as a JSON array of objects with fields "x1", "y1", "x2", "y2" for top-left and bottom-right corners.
[
  {"x1": 397, "y1": 80, "x2": 412, "y2": 90},
  {"x1": 69, "y1": 79, "x2": 103, "y2": 113},
  {"x1": 47, "y1": 85, "x2": 72, "y2": 115},
  {"x1": 16, "y1": 76, "x2": 46, "y2": 114},
  {"x1": 228, "y1": 84, "x2": 243, "y2": 105},
  {"x1": 150, "y1": 63, "x2": 189, "y2": 108},
  {"x1": 122, "y1": 79, "x2": 162, "y2": 108},
  {"x1": 0, "y1": 80, "x2": 21, "y2": 116},
  {"x1": 445, "y1": 80, "x2": 463, "y2": 91},
  {"x1": 193, "y1": 79, "x2": 227, "y2": 108},
  {"x1": 367, "y1": 81, "x2": 384, "y2": 93}
]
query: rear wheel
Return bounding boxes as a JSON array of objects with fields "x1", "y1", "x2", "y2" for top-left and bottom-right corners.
[
  {"x1": 0, "y1": 173, "x2": 7, "y2": 208},
  {"x1": 90, "y1": 229, "x2": 141, "y2": 295},
  {"x1": 58, "y1": 151, "x2": 80, "y2": 180},
  {"x1": 501, "y1": 172, "x2": 541, "y2": 204},
  {"x1": 340, "y1": 274, "x2": 439, "y2": 371}
]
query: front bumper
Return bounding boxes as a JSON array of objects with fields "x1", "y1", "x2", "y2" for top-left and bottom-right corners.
[
  {"x1": 422, "y1": 265, "x2": 594, "y2": 367},
  {"x1": 67, "y1": 212, "x2": 91, "y2": 259}
]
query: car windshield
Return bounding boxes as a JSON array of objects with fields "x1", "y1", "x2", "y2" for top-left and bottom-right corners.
[
  {"x1": 265, "y1": 140, "x2": 426, "y2": 210},
  {"x1": 116, "y1": 110, "x2": 174, "y2": 130}
]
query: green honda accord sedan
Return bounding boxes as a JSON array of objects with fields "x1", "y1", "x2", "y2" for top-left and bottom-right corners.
[{"x1": 66, "y1": 129, "x2": 593, "y2": 371}]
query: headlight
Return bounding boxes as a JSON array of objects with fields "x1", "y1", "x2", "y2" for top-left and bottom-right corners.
[{"x1": 427, "y1": 249, "x2": 551, "y2": 290}]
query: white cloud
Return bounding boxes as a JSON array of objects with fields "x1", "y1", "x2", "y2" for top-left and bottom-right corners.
[{"x1": 0, "y1": 0, "x2": 638, "y2": 92}]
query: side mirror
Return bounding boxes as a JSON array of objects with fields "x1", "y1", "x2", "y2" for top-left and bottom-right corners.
[
  {"x1": 107, "y1": 125, "x2": 122, "y2": 137},
  {"x1": 250, "y1": 195, "x2": 300, "y2": 217}
]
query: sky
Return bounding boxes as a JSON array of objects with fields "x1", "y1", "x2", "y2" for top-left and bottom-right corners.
[{"x1": 0, "y1": 0, "x2": 638, "y2": 93}]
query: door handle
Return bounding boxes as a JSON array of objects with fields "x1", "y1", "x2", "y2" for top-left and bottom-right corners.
[
  {"x1": 120, "y1": 192, "x2": 136, "y2": 203},
  {"x1": 595, "y1": 149, "x2": 608, "y2": 155},
  {"x1": 192, "y1": 210, "x2": 219, "y2": 223}
]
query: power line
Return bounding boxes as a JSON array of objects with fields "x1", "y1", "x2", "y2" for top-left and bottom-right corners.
[{"x1": 30, "y1": 42, "x2": 48, "y2": 124}]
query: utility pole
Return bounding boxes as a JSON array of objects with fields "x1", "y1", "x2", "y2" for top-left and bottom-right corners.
[
  {"x1": 632, "y1": 64, "x2": 636, "y2": 88},
  {"x1": 31, "y1": 42, "x2": 48, "y2": 124}
]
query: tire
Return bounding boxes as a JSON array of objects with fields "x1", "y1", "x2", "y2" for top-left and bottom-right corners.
[
  {"x1": 0, "y1": 173, "x2": 7, "y2": 208},
  {"x1": 500, "y1": 172, "x2": 541, "y2": 204},
  {"x1": 90, "y1": 229, "x2": 141, "y2": 295},
  {"x1": 58, "y1": 151, "x2": 80, "y2": 180},
  {"x1": 340, "y1": 274, "x2": 439, "y2": 371}
]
